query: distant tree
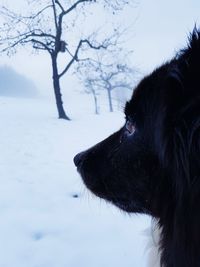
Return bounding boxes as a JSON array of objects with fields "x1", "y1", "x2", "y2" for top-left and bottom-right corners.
[
  {"x1": 82, "y1": 78, "x2": 100, "y2": 114},
  {"x1": 0, "y1": 0, "x2": 130, "y2": 120},
  {"x1": 77, "y1": 51, "x2": 137, "y2": 112}
]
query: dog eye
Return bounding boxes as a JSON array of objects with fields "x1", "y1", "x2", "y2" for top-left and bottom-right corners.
[{"x1": 125, "y1": 119, "x2": 135, "y2": 135}]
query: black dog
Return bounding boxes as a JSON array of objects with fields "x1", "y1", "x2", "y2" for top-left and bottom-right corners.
[{"x1": 74, "y1": 29, "x2": 200, "y2": 267}]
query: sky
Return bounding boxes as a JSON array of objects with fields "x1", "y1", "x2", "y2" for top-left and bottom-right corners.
[
  {"x1": 0, "y1": 0, "x2": 200, "y2": 96},
  {"x1": 132, "y1": 0, "x2": 200, "y2": 72}
]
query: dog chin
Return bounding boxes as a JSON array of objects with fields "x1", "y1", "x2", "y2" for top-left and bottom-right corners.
[{"x1": 114, "y1": 200, "x2": 148, "y2": 213}]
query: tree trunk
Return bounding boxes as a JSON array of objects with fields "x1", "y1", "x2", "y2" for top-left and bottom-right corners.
[
  {"x1": 107, "y1": 87, "x2": 113, "y2": 112},
  {"x1": 51, "y1": 55, "x2": 70, "y2": 120},
  {"x1": 94, "y1": 94, "x2": 99, "y2": 114},
  {"x1": 92, "y1": 90, "x2": 99, "y2": 114}
]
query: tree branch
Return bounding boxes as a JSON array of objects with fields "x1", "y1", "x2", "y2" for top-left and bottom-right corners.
[
  {"x1": 27, "y1": 4, "x2": 53, "y2": 20},
  {"x1": 58, "y1": 40, "x2": 82, "y2": 77},
  {"x1": 55, "y1": 0, "x2": 65, "y2": 12},
  {"x1": 52, "y1": 0, "x2": 58, "y2": 30},
  {"x1": 80, "y1": 39, "x2": 107, "y2": 50},
  {"x1": 0, "y1": 29, "x2": 55, "y2": 42},
  {"x1": 59, "y1": 39, "x2": 107, "y2": 78},
  {"x1": 62, "y1": 0, "x2": 93, "y2": 16},
  {"x1": 30, "y1": 39, "x2": 53, "y2": 53},
  {"x1": 57, "y1": 0, "x2": 93, "y2": 31},
  {"x1": 0, "y1": 34, "x2": 53, "y2": 54},
  {"x1": 2, "y1": 5, "x2": 53, "y2": 20}
]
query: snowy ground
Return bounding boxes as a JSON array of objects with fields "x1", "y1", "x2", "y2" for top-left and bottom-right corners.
[{"x1": 0, "y1": 96, "x2": 158, "y2": 267}]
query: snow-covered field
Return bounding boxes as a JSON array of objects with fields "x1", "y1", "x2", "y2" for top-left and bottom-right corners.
[{"x1": 0, "y1": 96, "x2": 157, "y2": 267}]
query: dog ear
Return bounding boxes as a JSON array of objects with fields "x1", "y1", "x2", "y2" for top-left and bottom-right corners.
[
  {"x1": 178, "y1": 27, "x2": 200, "y2": 68},
  {"x1": 156, "y1": 64, "x2": 200, "y2": 192},
  {"x1": 164, "y1": 67, "x2": 185, "y2": 113}
]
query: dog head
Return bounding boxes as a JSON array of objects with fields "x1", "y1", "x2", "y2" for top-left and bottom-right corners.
[{"x1": 74, "y1": 29, "x2": 200, "y2": 220}]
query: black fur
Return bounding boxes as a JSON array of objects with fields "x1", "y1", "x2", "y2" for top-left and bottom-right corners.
[{"x1": 74, "y1": 28, "x2": 200, "y2": 267}]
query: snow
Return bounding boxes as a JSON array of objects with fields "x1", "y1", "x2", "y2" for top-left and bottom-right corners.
[{"x1": 0, "y1": 96, "x2": 158, "y2": 267}]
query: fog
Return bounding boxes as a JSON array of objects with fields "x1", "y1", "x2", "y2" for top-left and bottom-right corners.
[
  {"x1": 0, "y1": 66, "x2": 38, "y2": 98},
  {"x1": 0, "y1": 0, "x2": 200, "y2": 97}
]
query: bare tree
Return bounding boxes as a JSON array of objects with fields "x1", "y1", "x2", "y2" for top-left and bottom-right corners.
[
  {"x1": 83, "y1": 78, "x2": 100, "y2": 114},
  {"x1": 77, "y1": 51, "x2": 137, "y2": 112},
  {"x1": 0, "y1": 0, "x2": 129, "y2": 120}
]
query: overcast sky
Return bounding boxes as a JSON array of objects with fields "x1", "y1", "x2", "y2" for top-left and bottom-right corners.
[
  {"x1": 0, "y1": 0, "x2": 200, "y2": 95},
  {"x1": 132, "y1": 0, "x2": 200, "y2": 72}
]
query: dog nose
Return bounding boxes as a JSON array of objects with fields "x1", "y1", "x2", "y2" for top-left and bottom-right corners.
[{"x1": 73, "y1": 152, "x2": 84, "y2": 167}]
